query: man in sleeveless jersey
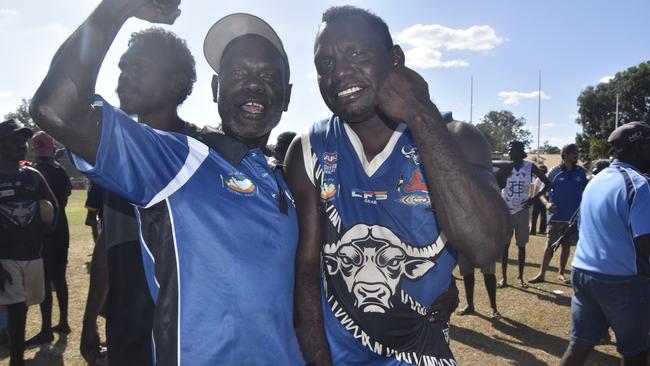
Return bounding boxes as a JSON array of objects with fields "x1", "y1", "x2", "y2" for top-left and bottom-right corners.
[
  {"x1": 286, "y1": 6, "x2": 510, "y2": 365},
  {"x1": 559, "y1": 122, "x2": 650, "y2": 366},
  {"x1": 0, "y1": 119, "x2": 58, "y2": 366},
  {"x1": 31, "y1": 1, "x2": 304, "y2": 364},
  {"x1": 79, "y1": 27, "x2": 197, "y2": 366},
  {"x1": 529, "y1": 144, "x2": 587, "y2": 284},
  {"x1": 495, "y1": 140, "x2": 549, "y2": 289}
]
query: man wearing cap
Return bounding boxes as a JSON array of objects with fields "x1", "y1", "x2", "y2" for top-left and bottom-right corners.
[
  {"x1": 31, "y1": 0, "x2": 303, "y2": 364},
  {"x1": 496, "y1": 140, "x2": 550, "y2": 288},
  {"x1": 560, "y1": 122, "x2": 650, "y2": 366},
  {"x1": 529, "y1": 143, "x2": 587, "y2": 285},
  {"x1": 0, "y1": 120, "x2": 58, "y2": 366},
  {"x1": 25, "y1": 131, "x2": 72, "y2": 347},
  {"x1": 286, "y1": 6, "x2": 509, "y2": 365}
]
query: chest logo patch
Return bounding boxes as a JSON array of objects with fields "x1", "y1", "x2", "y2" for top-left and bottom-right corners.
[
  {"x1": 396, "y1": 170, "x2": 431, "y2": 206},
  {"x1": 401, "y1": 145, "x2": 421, "y2": 165},
  {"x1": 320, "y1": 181, "x2": 337, "y2": 201},
  {"x1": 351, "y1": 189, "x2": 388, "y2": 205},
  {"x1": 324, "y1": 224, "x2": 446, "y2": 314},
  {"x1": 323, "y1": 152, "x2": 338, "y2": 174},
  {"x1": 223, "y1": 174, "x2": 256, "y2": 196}
]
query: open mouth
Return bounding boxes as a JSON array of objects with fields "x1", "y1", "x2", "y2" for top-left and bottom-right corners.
[
  {"x1": 240, "y1": 101, "x2": 266, "y2": 114},
  {"x1": 336, "y1": 86, "x2": 364, "y2": 98}
]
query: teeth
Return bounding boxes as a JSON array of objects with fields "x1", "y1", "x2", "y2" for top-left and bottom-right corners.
[
  {"x1": 244, "y1": 101, "x2": 264, "y2": 108},
  {"x1": 337, "y1": 86, "x2": 362, "y2": 97}
]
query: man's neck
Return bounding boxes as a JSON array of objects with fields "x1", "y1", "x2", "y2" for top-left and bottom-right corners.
[
  {"x1": 562, "y1": 161, "x2": 576, "y2": 171},
  {"x1": 347, "y1": 114, "x2": 398, "y2": 162},
  {"x1": 138, "y1": 108, "x2": 185, "y2": 133},
  {"x1": 512, "y1": 159, "x2": 524, "y2": 169}
]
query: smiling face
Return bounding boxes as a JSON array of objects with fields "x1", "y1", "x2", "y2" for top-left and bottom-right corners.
[
  {"x1": 314, "y1": 15, "x2": 394, "y2": 124},
  {"x1": 217, "y1": 34, "x2": 290, "y2": 147}
]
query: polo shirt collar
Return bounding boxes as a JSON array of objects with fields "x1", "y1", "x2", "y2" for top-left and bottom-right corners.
[{"x1": 198, "y1": 126, "x2": 250, "y2": 166}]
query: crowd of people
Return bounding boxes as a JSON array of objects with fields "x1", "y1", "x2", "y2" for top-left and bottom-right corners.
[{"x1": 0, "y1": 0, "x2": 648, "y2": 365}]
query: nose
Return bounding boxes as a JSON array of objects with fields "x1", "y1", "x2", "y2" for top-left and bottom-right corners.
[
  {"x1": 333, "y1": 58, "x2": 354, "y2": 82},
  {"x1": 243, "y1": 75, "x2": 264, "y2": 95}
]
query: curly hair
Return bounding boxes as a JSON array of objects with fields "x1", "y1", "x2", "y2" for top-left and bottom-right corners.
[
  {"x1": 320, "y1": 6, "x2": 393, "y2": 50},
  {"x1": 128, "y1": 27, "x2": 197, "y2": 104}
]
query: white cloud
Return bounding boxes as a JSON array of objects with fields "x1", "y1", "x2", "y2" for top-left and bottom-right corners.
[
  {"x1": 404, "y1": 47, "x2": 469, "y2": 69},
  {"x1": 542, "y1": 122, "x2": 555, "y2": 128},
  {"x1": 498, "y1": 90, "x2": 551, "y2": 105},
  {"x1": 306, "y1": 70, "x2": 317, "y2": 80},
  {"x1": 0, "y1": 9, "x2": 18, "y2": 17},
  {"x1": 599, "y1": 75, "x2": 614, "y2": 83},
  {"x1": 396, "y1": 24, "x2": 504, "y2": 52},
  {"x1": 0, "y1": 90, "x2": 13, "y2": 99}
]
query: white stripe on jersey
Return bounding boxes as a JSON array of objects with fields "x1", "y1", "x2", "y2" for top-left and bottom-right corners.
[{"x1": 145, "y1": 137, "x2": 209, "y2": 208}]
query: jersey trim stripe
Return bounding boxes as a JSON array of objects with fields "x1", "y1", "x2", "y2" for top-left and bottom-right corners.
[
  {"x1": 343, "y1": 122, "x2": 406, "y2": 177},
  {"x1": 300, "y1": 132, "x2": 315, "y2": 187},
  {"x1": 144, "y1": 137, "x2": 209, "y2": 208},
  {"x1": 165, "y1": 198, "x2": 182, "y2": 366},
  {"x1": 134, "y1": 209, "x2": 160, "y2": 300}
]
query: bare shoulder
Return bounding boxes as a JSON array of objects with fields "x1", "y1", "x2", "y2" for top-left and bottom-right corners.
[{"x1": 446, "y1": 120, "x2": 491, "y2": 168}]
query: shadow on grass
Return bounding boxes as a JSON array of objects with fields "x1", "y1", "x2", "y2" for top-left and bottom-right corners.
[
  {"x1": 509, "y1": 285, "x2": 572, "y2": 307},
  {"x1": 0, "y1": 334, "x2": 67, "y2": 365},
  {"x1": 452, "y1": 317, "x2": 620, "y2": 366}
]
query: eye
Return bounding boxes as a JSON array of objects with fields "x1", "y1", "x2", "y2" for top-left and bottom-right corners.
[
  {"x1": 316, "y1": 58, "x2": 334, "y2": 75},
  {"x1": 230, "y1": 69, "x2": 245, "y2": 79},
  {"x1": 260, "y1": 71, "x2": 276, "y2": 81},
  {"x1": 349, "y1": 49, "x2": 367, "y2": 60}
]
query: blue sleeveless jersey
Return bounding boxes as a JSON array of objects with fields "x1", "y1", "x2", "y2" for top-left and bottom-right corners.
[
  {"x1": 70, "y1": 96, "x2": 305, "y2": 366},
  {"x1": 305, "y1": 116, "x2": 458, "y2": 366}
]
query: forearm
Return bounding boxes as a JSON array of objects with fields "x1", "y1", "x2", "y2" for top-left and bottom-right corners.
[
  {"x1": 30, "y1": 0, "x2": 131, "y2": 156},
  {"x1": 408, "y1": 112, "x2": 509, "y2": 265},
  {"x1": 294, "y1": 266, "x2": 331, "y2": 366}
]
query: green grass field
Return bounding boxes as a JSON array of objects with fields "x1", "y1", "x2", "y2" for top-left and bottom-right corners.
[{"x1": 1, "y1": 190, "x2": 623, "y2": 365}]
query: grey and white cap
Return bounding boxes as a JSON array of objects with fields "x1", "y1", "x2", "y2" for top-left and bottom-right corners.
[{"x1": 203, "y1": 13, "x2": 287, "y2": 74}]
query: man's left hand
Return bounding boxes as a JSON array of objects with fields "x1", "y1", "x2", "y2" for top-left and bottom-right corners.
[
  {"x1": 377, "y1": 64, "x2": 438, "y2": 124},
  {"x1": 427, "y1": 279, "x2": 459, "y2": 323}
]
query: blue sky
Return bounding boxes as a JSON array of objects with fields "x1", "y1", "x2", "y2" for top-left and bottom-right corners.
[{"x1": 1, "y1": 0, "x2": 649, "y2": 150}]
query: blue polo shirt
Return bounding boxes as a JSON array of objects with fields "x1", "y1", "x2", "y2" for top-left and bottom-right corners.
[
  {"x1": 547, "y1": 164, "x2": 587, "y2": 222},
  {"x1": 573, "y1": 162, "x2": 650, "y2": 276},
  {"x1": 69, "y1": 96, "x2": 304, "y2": 365}
]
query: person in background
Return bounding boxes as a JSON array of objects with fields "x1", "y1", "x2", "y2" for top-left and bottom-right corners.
[
  {"x1": 560, "y1": 122, "x2": 650, "y2": 366},
  {"x1": 530, "y1": 164, "x2": 548, "y2": 235},
  {"x1": 0, "y1": 119, "x2": 57, "y2": 366},
  {"x1": 529, "y1": 144, "x2": 587, "y2": 284},
  {"x1": 25, "y1": 131, "x2": 72, "y2": 346}
]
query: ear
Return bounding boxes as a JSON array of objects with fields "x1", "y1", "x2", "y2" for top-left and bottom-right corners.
[
  {"x1": 283, "y1": 83, "x2": 293, "y2": 112},
  {"x1": 171, "y1": 74, "x2": 189, "y2": 97},
  {"x1": 390, "y1": 45, "x2": 405, "y2": 68},
  {"x1": 211, "y1": 74, "x2": 219, "y2": 103}
]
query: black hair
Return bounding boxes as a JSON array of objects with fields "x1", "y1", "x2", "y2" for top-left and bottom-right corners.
[
  {"x1": 273, "y1": 131, "x2": 297, "y2": 162},
  {"x1": 321, "y1": 6, "x2": 393, "y2": 50},
  {"x1": 561, "y1": 143, "x2": 578, "y2": 158},
  {"x1": 128, "y1": 27, "x2": 197, "y2": 104}
]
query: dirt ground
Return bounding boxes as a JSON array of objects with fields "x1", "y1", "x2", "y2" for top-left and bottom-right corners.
[{"x1": 0, "y1": 190, "x2": 624, "y2": 365}]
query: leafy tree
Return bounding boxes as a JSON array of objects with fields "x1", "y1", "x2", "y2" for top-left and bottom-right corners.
[
  {"x1": 531, "y1": 140, "x2": 561, "y2": 154},
  {"x1": 575, "y1": 61, "x2": 650, "y2": 161},
  {"x1": 3, "y1": 98, "x2": 37, "y2": 129},
  {"x1": 476, "y1": 110, "x2": 532, "y2": 152}
]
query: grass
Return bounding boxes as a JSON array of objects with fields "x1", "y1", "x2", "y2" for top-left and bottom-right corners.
[{"x1": 1, "y1": 190, "x2": 623, "y2": 365}]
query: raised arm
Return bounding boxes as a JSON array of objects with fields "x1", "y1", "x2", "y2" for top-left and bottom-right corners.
[
  {"x1": 30, "y1": 0, "x2": 179, "y2": 164},
  {"x1": 285, "y1": 137, "x2": 332, "y2": 366},
  {"x1": 377, "y1": 47, "x2": 509, "y2": 267}
]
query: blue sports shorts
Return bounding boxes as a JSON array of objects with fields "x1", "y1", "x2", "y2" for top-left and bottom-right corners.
[{"x1": 571, "y1": 268, "x2": 650, "y2": 356}]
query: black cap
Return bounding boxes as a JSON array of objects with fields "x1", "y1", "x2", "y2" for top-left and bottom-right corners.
[
  {"x1": 608, "y1": 121, "x2": 650, "y2": 148},
  {"x1": 0, "y1": 119, "x2": 33, "y2": 139},
  {"x1": 508, "y1": 140, "x2": 525, "y2": 151}
]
